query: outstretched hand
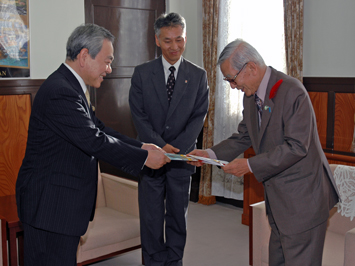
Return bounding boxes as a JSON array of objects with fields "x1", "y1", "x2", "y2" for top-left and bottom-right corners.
[
  {"x1": 142, "y1": 143, "x2": 170, "y2": 169},
  {"x1": 222, "y1": 158, "x2": 250, "y2": 176},
  {"x1": 187, "y1": 149, "x2": 209, "y2": 167},
  {"x1": 141, "y1": 143, "x2": 164, "y2": 152},
  {"x1": 163, "y1": 144, "x2": 180, "y2": 154}
]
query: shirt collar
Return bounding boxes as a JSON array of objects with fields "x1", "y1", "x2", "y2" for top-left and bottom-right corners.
[
  {"x1": 255, "y1": 66, "x2": 271, "y2": 102},
  {"x1": 64, "y1": 63, "x2": 88, "y2": 94},
  {"x1": 162, "y1": 56, "x2": 182, "y2": 76}
]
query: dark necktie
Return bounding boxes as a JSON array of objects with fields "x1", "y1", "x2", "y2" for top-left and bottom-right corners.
[
  {"x1": 255, "y1": 93, "x2": 263, "y2": 128},
  {"x1": 167, "y1": 66, "x2": 176, "y2": 103}
]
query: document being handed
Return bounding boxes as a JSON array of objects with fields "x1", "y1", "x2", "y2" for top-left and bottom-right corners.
[{"x1": 165, "y1": 153, "x2": 228, "y2": 167}]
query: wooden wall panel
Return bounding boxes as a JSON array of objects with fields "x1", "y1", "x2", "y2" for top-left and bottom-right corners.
[
  {"x1": 0, "y1": 79, "x2": 43, "y2": 196},
  {"x1": 0, "y1": 95, "x2": 31, "y2": 196},
  {"x1": 308, "y1": 91, "x2": 328, "y2": 149},
  {"x1": 304, "y1": 77, "x2": 355, "y2": 158},
  {"x1": 334, "y1": 93, "x2": 355, "y2": 152}
]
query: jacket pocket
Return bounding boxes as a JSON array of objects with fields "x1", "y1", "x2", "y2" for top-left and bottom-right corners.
[
  {"x1": 50, "y1": 173, "x2": 84, "y2": 190},
  {"x1": 284, "y1": 172, "x2": 313, "y2": 184}
]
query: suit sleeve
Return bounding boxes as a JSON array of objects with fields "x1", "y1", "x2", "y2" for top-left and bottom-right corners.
[
  {"x1": 92, "y1": 113, "x2": 143, "y2": 147},
  {"x1": 249, "y1": 83, "x2": 314, "y2": 182},
  {"x1": 211, "y1": 109, "x2": 252, "y2": 161},
  {"x1": 129, "y1": 67, "x2": 167, "y2": 148},
  {"x1": 169, "y1": 71, "x2": 209, "y2": 153},
  {"x1": 45, "y1": 86, "x2": 147, "y2": 176}
]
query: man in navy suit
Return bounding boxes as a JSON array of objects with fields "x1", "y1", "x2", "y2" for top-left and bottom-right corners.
[
  {"x1": 129, "y1": 13, "x2": 209, "y2": 266},
  {"x1": 16, "y1": 24, "x2": 170, "y2": 266}
]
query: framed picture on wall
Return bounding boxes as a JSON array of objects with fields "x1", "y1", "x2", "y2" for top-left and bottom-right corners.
[{"x1": 0, "y1": 0, "x2": 30, "y2": 78}]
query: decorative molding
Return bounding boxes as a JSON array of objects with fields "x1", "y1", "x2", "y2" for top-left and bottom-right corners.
[{"x1": 0, "y1": 79, "x2": 45, "y2": 104}]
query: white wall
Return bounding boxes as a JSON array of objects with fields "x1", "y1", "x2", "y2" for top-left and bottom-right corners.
[
  {"x1": 167, "y1": 0, "x2": 203, "y2": 67},
  {"x1": 26, "y1": 0, "x2": 355, "y2": 79},
  {"x1": 303, "y1": 0, "x2": 355, "y2": 77},
  {"x1": 29, "y1": 0, "x2": 84, "y2": 79}
]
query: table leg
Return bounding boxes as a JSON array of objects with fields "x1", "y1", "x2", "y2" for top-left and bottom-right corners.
[
  {"x1": 8, "y1": 228, "x2": 18, "y2": 266},
  {"x1": 19, "y1": 233, "x2": 24, "y2": 266}
]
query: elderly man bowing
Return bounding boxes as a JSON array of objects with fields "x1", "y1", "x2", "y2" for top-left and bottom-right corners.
[{"x1": 189, "y1": 39, "x2": 339, "y2": 266}]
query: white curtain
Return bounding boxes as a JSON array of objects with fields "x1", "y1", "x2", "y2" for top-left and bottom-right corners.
[{"x1": 211, "y1": 0, "x2": 286, "y2": 200}]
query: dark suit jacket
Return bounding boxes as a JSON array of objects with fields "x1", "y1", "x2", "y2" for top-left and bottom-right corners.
[
  {"x1": 16, "y1": 64, "x2": 148, "y2": 236},
  {"x1": 129, "y1": 56, "x2": 209, "y2": 176},
  {"x1": 211, "y1": 67, "x2": 339, "y2": 235}
]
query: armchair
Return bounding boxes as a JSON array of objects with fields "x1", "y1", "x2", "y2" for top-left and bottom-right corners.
[
  {"x1": 252, "y1": 164, "x2": 355, "y2": 266},
  {"x1": 76, "y1": 170, "x2": 141, "y2": 266}
]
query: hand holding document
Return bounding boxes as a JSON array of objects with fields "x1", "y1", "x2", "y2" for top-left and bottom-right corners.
[
  {"x1": 142, "y1": 143, "x2": 171, "y2": 169},
  {"x1": 165, "y1": 153, "x2": 228, "y2": 166}
]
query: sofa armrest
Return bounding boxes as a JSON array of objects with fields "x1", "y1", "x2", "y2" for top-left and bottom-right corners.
[
  {"x1": 101, "y1": 173, "x2": 139, "y2": 217},
  {"x1": 344, "y1": 227, "x2": 355, "y2": 266},
  {"x1": 252, "y1": 201, "x2": 271, "y2": 266}
]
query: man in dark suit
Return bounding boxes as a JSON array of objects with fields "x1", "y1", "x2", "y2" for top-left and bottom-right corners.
[
  {"x1": 16, "y1": 24, "x2": 170, "y2": 266},
  {"x1": 129, "y1": 13, "x2": 209, "y2": 266},
  {"x1": 189, "y1": 39, "x2": 339, "y2": 266}
]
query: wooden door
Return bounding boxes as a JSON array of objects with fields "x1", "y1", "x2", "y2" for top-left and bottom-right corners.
[{"x1": 85, "y1": 0, "x2": 165, "y2": 180}]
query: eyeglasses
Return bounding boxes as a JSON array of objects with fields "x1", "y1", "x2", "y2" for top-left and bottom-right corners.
[{"x1": 223, "y1": 62, "x2": 249, "y2": 84}]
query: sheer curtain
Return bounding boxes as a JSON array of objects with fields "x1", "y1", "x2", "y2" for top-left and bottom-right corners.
[{"x1": 211, "y1": 0, "x2": 286, "y2": 200}]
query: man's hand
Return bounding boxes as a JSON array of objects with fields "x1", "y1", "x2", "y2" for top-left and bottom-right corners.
[
  {"x1": 187, "y1": 149, "x2": 210, "y2": 167},
  {"x1": 141, "y1": 143, "x2": 164, "y2": 152},
  {"x1": 162, "y1": 144, "x2": 180, "y2": 154},
  {"x1": 222, "y1": 158, "x2": 250, "y2": 176},
  {"x1": 145, "y1": 150, "x2": 171, "y2": 169}
]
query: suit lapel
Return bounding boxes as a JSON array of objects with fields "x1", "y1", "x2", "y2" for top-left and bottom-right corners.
[
  {"x1": 258, "y1": 69, "x2": 278, "y2": 145},
  {"x1": 58, "y1": 64, "x2": 92, "y2": 116},
  {"x1": 58, "y1": 64, "x2": 87, "y2": 101},
  {"x1": 245, "y1": 95, "x2": 260, "y2": 152},
  {"x1": 167, "y1": 58, "x2": 189, "y2": 120},
  {"x1": 151, "y1": 58, "x2": 169, "y2": 112}
]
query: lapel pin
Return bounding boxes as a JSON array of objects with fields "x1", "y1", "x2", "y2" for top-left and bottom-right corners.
[{"x1": 264, "y1": 105, "x2": 271, "y2": 112}]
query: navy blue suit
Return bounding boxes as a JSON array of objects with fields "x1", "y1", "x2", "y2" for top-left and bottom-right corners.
[
  {"x1": 129, "y1": 56, "x2": 209, "y2": 266},
  {"x1": 16, "y1": 64, "x2": 147, "y2": 264}
]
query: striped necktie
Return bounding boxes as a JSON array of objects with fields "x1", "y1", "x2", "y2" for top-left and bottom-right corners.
[{"x1": 255, "y1": 93, "x2": 263, "y2": 128}]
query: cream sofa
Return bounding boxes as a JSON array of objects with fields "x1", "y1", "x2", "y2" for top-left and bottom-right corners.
[
  {"x1": 252, "y1": 164, "x2": 355, "y2": 266},
  {"x1": 76, "y1": 171, "x2": 141, "y2": 265}
]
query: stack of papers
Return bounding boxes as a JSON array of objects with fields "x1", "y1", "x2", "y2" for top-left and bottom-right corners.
[{"x1": 165, "y1": 153, "x2": 228, "y2": 167}]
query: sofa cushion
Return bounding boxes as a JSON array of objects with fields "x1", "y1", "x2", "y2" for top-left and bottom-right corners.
[
  {"x1": 80, "y1": 207, "x2": 140, "y2": 252},
  {"x1": 322, "y1": 231, "x2": 344, "y2": 266}
]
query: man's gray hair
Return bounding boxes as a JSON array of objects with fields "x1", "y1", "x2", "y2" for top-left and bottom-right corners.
[
  {"x1": 66, "y1": 23, "x2": 115, "y2": 61},
  {"x1": 154, "y1": 12, "x2": 186, "y2": 37},
  {"x1": 217, "y1": 39, "x2": 265, "y2": 70}
]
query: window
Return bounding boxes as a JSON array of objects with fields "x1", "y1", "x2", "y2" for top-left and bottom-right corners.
[{"x1": 212, "y1": 0, "x2": 286, "y2": 200}]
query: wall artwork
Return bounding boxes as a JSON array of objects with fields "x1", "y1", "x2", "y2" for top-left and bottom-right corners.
[{"x1": 0, "y1": 0, "x2": 29, "y2": 78}]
